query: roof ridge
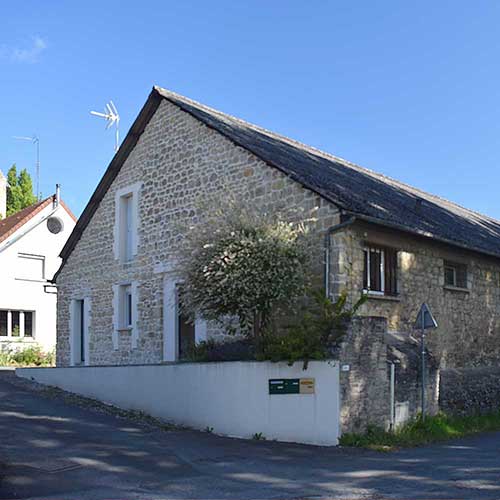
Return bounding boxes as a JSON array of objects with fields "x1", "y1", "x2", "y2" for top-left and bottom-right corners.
[{"x1": 155, "y1": 87, "x2": 499, "y2": 225}]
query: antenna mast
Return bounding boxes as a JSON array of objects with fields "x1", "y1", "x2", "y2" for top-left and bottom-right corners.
[
  {"x1": 13, "y1": 135, "x2": 40, "y2": 200},
  {"x1": 90, "y1": 101, "x2": 120, "y2": 152}
]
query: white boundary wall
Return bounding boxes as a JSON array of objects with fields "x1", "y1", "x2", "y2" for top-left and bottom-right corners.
[{"x1": 17, "y1": 361, "x2": 340, "y2": 446}]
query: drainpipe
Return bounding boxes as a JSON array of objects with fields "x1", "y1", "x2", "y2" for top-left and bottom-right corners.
[
  {"x1": 324, "y1": 215, "x2": 357, "y2": 298},
  {"x1": 389, "y1": 362, "x2": 395, "y2": 431}
]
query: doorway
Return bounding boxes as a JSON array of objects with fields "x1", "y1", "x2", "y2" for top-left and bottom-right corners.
[{"x1": 71, "y1": 298, "x2": 89, "y2": 366}]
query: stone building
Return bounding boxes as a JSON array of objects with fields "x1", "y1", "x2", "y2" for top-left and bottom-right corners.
[{"x1": 54, "y1": 87, "x2": 500, "y2": 429}]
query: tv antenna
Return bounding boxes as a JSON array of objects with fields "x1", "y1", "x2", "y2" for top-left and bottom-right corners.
[
  {"x1": 90, "y1": 101, "x2": 120, "y2": 152},
  {"x1": 13, "y1": 135, "x2": 40, "y2": 200}
]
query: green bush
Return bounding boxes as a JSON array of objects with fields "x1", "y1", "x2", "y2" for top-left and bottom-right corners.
[
  {"x1": 3, "y1": 346, "x2": 55, "y2": 367},
  {"x1": 256, "y1": 290, "x2": 366, "y2": 369}
]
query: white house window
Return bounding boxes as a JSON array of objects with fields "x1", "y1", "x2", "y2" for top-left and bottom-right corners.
[
  {"x1": 114, "y1": 184, "x2": 140, "y2": 262},
  {"x1": 363, "y1": 245, "x2": 398, "y2": 296},
  {"x1": 444, "y1": 260, "x2": 467, "y2": 288},
  {"x1": 0, "y1": 310, "x2": 35, "y2": 338},
  {"x1": 24, "y1": 312, "x2": 33, "y2": 337},
  {"x1": 17, "y1": 253, "x2": 45, "y2": 281},
  {"x1": 0, "y1": 311, "x2": 7, "y2": 336}
]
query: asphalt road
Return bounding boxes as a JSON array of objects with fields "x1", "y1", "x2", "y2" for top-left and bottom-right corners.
[{"x1": 1, "y1": 369, "x2": 500, "y2": 500}]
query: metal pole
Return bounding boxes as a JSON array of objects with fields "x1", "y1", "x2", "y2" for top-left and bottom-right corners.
[
  {"x1": 390, "y1": 362, "x2": 395, "y2": 431},
  {"x1": 36, "y1": 138, "x2": 40, "y2": 200},
  {"x1": 421, "y1": 312, "x2": 426, "y2": 420}
]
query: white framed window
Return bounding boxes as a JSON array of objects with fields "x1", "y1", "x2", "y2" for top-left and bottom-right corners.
[
  {"x1": 363, "y1": 245, "x2": 398, "y2": 296},
  {"x1": 114, "y1": 183, "x2": 141, "y2": 262},
  {"x1": 112, "y1": 282, "x2": 139, "y2": 349},
  {"x1": 444, "y1": 260, "x2": 467, "y2": 288},
  {"x1": 17, "y1": 253, "x2": 45, "y2": 281},
  {"x1": 0, "y1": 310, "x2": 35, "y2": 338}
]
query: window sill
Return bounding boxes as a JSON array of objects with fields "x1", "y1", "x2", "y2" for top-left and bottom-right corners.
[
  {"x1": 443, "y1": 285, "x2": 470, "y2": 293},
  {"x1": 363, "y1": 291, "x2": 401, "y2": 302},
  {"x1": 117, "y1": 327, "x2": 133, "y2": 333}
]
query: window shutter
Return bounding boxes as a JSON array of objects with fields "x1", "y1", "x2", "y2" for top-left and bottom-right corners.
[
  {"x1": 384, "y1": 248, "x2": 397, "y2": 295},
  {"x1": 363, "y1": 250, "x2": 368, "y2": 289}
]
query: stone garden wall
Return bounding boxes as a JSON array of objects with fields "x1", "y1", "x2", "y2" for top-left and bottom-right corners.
[{"x1": 440, "y1": 367, "x2": 500, "y2": 416}]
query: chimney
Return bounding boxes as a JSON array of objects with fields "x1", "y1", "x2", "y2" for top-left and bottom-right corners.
[
  {"x1": 53, "y1": 184, "x2": 61, "y2": 209},
  {"x1": 0, "y1": 170, "x2": 6, "y2": 219}
]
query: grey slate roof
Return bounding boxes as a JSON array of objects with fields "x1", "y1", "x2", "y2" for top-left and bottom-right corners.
[
  {"x1": 158, "y1": 87, "x2": 500, "y2": 259},
  {"x1": 57, "y1": 86, "x2": 500, "y2": 277}
]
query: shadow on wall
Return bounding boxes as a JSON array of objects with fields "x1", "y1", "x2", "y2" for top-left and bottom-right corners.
[{"x1": 337, "y1": 316, "x2": 439, "y2": 434}]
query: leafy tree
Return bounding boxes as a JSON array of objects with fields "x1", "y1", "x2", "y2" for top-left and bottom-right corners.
[
  {"x1": 175, "y1": 200, "x2": 312, "y2": 338},
  {"x1": 6, "y1": 165, "x2": 37, "y2": 216}
]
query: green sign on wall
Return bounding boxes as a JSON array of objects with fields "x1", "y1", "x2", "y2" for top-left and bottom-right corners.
[{"x1": 269, "y1": 378, "x2": 300, "y2": 395}]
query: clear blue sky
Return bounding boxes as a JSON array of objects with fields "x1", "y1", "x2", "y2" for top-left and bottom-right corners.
[{"x1": 1, "y1": 1, "x2": 499, "y2": 218}]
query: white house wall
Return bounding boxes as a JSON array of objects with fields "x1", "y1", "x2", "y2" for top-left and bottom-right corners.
[
  {"x1": 0, "y1": 203, "x2": 75, "y2": 352},
  {"x1": 17, "y1": 360, "x2": 341, "y2": 446}
]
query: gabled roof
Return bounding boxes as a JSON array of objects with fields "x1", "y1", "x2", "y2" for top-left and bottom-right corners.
[
  {"x1": 0, "y1": 197, "x2": 51, "y2": 244},
  {"x1": 58, "y1": 86, "x2": 500, "y2": 272},
  {"x1": 0, "y1": 196, "x2": 77, "y2": 245}
]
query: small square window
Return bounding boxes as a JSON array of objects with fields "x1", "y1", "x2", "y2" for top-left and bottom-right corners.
[{"x1": 444, "y1": 261, "x2": 467, "y2": 288}]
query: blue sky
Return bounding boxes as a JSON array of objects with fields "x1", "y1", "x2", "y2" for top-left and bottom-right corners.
[{"x1": 1, "y1": 1, "x2": 499, "y2": 218}]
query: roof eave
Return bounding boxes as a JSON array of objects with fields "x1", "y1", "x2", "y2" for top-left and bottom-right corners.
[{"x1": 348, "y1": 212, "x2": 500, "y2": 260}]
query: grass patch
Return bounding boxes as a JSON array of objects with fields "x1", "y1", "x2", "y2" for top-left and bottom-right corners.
[{"x1": 339, "y1": 411, "x2": 500, "y2": 451}]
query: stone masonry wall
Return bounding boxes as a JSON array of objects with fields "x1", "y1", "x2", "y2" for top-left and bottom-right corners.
[
  {"x1": 440, "y1": 367, "x2": 500, "y2": 416},
  {"x1": 331, "y1": 221, "x2": 500, "y2": 370},
  {"x1": 56, "y1": 99, "x2": 340, "y2": 366},
  {"x1": 338, "y1": 316, "x2": 390, "y2": 433}
]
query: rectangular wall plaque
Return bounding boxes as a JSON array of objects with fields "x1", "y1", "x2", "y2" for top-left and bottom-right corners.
[
  {"x1": 269, "y1": 378, "x2": 300, "y2": 394},
  {"x1": 269, "y1": 378, "x2": 315, "y2": 395},
  {"x1": 299, "y1": 378, "x2": 315, "y2": 394}
]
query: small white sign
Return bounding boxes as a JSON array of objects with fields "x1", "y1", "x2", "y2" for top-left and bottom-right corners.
[{"x1": 341, "y1": 364, "x2": 350, "y2": 372}]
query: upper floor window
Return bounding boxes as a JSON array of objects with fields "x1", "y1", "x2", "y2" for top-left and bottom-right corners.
[
  {"x1": 114, "y1": 184, "x2": 141, "y2": 262},
  {"x1": 444, "y1": 260, "x2": 467, "y2": 288},
  {"x1": 17, "y1": 253, "x2": 45, "y2": 281},
  {"x1": 363, "y1": 245, "x2": 398, "y2": 296}
]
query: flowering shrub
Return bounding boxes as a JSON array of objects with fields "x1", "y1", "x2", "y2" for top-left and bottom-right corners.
[
  {"x1": 0, "y1": 346, "x2": 55, "y2": 367},
  {"x1": 175, "y1": 201, "x2": 312, "y2": 337}
]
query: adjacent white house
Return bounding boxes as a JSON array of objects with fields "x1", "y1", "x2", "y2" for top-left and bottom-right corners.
[{"x1": 0, "y1": 173, "x2": 76, "y2": 352}]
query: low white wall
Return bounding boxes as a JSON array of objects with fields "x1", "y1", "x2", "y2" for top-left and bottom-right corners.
[{"x1": 17, "y1": 360, "x2": 340, "y2": 446}]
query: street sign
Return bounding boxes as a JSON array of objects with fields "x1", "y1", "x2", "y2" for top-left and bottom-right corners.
[
  {"x1": 415, "y1": 303, "x2": 438, "y2": 330},
  {"x1": 414, "y1": 302, "x2": 437, "y2": 420}
]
